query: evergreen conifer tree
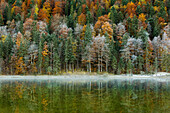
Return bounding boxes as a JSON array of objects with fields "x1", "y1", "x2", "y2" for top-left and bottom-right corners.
[
  {"x1": 0, "y1": 14, "x2": 4, "y2": 26},
  {"x1": 111, "y1": 56, "x2": 117, "y2": 74}
]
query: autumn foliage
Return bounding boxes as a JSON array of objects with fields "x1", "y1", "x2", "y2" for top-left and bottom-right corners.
[{"x1": 0, "y1": 0, "x2": 169, "y2": 75}]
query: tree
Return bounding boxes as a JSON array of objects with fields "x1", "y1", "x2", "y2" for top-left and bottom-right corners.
[
  {"x1": 53, "y1": 52, "x2": 60, "y2": 74},
  {"x1": 38, "y1": 8, "x2": 49, "y2": 22},
  {"x1": 154, "y1": 57, "x2": 158, "y2": 75},
  {"x1": 42, "y1": 41, "x2": 49, "y2": 73},
  {"x1": 78, "y1": 13, "x2": 86, "y2": 25},
  {"x1": 126, "y1": 1, "x2": 136, "y2": 18},
  {"x1": 118, "y1": 57, "x2": 125, "y2": 74},
  {"x1": 161, "y1": 51, "x2": 170, "y2": 72},
  {"x1": 127, "y1": 15, "x2": 138, "y2": 37},
  {"x1": 127, "y1": 59, "x2": 132, "y2": 75},
  {"x1": 52, "y1": 1, "x2": 63, "y2": 15},
  {"x1": 0, "y1": 35, "x2": 13, "y2": 74},
  {"x1": 15, "y1": 57, "x2": 26, "y2": 75},
  {"x1": 109, "y1": 7, "x2": 119, "y2": 24},
  {"x1": 38, "y1": 38, "x2": 43, "y2": 74},
  {"x1": 111, "y1": 56, "x2": 117, "y2": 74},
  {"x1": 94, "y1": 15, "x2": 113, "y2": 39},
  {"x1": 0, "y1": 13, "x2": 3, "y2": 26}
]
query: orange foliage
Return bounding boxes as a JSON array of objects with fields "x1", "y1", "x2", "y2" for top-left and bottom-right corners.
[
  {"x1": 37, "y1": 0, "x2": 42, "y2": 8},
  {"x1": 42, "y1": 42, "x2": 48, "y2": 56},
  {"x1": 82, "y1": 4, "x2": 86, "y2": 13},
  {"x1": 14, "y1": 6, "x2": 22, "y2": 14},
  {"x1": 101, "y1": 22, "x2": 113, "y2": 39},
  {"x1": 16, "y1": 32, "x2": 23, "y2": 49},
  {"x1": 27, "y1": 0, "x2": 31, "y2": 8},
  {"x1": 38, "y1": 0, "x2": 51, "y2": 22},
  {"x1": 126, "y1": 2, "x2": 136, "y2": 18},
  {"x1": 158, "y1": 17, "x2": 166, "y2": 28},
  {"x1": 52, "y1": 1, "x2": 63, "y2": 15},
  {"x1": 43, "y1": 0, "x2": 51, "y2": 13},
  {"x1": 138, "y1": 13, "x2": 146, "y2": 22},
  {"x1": 38, "y1": 8, "x2": 49, "y2": 22},
  {"x1": 78, "y1": 13, "x2": 86, "y2": 25},
  {"x1": 94, "y1": 15, "x2": 112, "y2": 39},
  {"x1": 21, "y1": 2, "x2": 27, "y2": 12},
  {"x1": 15, "y1": 57, "x2": 26, "y2": 75}
]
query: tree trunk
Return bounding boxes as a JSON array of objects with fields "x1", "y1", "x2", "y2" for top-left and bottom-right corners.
[
  {"x1": 89, "y1": 62, "x2": 91, "y2": 73},
  {"x1": 66, "y1": 62, "x2": 68, "y2": 73},
  {"x1": 77, "y1": 59, "x2": 79, "y2": 71},
  {"x1": 72, "y1": 63, "x2": 74, "y2": 73},
  {"x1": 69, "y1": 63, "x2": 71, "y2": 71},
  {"x1": 106, "y1": 60, "x2": 108, "y2": 72}
]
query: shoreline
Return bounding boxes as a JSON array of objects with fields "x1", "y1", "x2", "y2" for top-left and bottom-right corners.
[
  {"x1": 0, "y1": 73, "x2": 169, "y2": 82},
  {"x1": 0, "y1": 72, "x2": 169, "y2": 77}
]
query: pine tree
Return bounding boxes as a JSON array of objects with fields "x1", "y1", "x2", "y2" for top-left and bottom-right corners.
[
  {"x1": 84, "y1": 24, "x2": 92, "y2": 46},
  {"x1": 110, "y1": 7, "x2": 119, "y2": 24},
  {"x1": 161, "y1": 51, "x2": 170, "y2": 72},
  {"x1": 32, "y1": 22, "x2": 40, "y2": 44},
  {"x1": 7, "y1": 5, "x2": 12, "y2": 21},
  {"x1": 138, "y1": 55, "x2": 144, "y2": 73},
  {"x1": 127, "y1": 59, "x2": 132, "y2": 75},
  {"x1": 0, "y1": 14, "x2": 4, "y2": 26},
  {"x1": 65, "y1": 38, "x2": 69, "y2": 73},
  {"x1": 118, "y1": 57, "x2": 125, "y2": 74},
  {"x1": 53, "y1": 52, "x2": 60, "y2": 74},
  {"x1": 111, "y1": 56, "x2": 117, "y2": 74},
  {"x1": 158, "y1": 1, "x2": 167, "y2": 20},
  {"x1": 19, "y1": 20, "x2": 23, "y2": 34},
  {"x1": 154, "y1": 57, "x2": 158, "y2": 75},
  {"x1": 3, "y1": 6, "x2": 8, "y2": 24},
  {"x1": 38, "y1": 39, "x2": 43, "y2": 74},
  {"x1": 97, "y1": 2, "x2": 102, "y2": 19},
  {"x1": 136, "y1": 5, "x2": 142, "y2": 15}
]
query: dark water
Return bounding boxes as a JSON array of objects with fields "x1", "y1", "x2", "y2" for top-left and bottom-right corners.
[{"x1": 0, "y1": 76, "x2": 170, "y2": 113}]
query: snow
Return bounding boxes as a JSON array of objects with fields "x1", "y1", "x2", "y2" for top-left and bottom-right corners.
[
  {"x1": 0, "y1": 73, "x2": 169, "y2": 83},
  {"x1": 153, "y1": 72, "x2": 170, "y2": 76}
]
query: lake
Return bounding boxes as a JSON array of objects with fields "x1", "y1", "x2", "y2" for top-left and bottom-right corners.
[{"x1": 0, "y1": 75, "x2": 170, "y2": 113}]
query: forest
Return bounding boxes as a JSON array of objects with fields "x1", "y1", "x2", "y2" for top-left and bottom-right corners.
[{"x1": 0, "y1": 0, "x2": 169, "y2": 75}]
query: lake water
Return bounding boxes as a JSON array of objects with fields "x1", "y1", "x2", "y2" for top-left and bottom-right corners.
[{"x1": 0, "y1": 76, "x2": 170, "y2": 113}]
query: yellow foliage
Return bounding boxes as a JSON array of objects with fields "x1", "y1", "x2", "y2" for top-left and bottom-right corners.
[
  {"x1": 138, "y1": 13, "x2": 146, "y2": 22},
  {"x1": 105, "y1": 0, "x2": 110, "y2": 10},
  {"x1": 15, "y1": 57, "x2": 26, "y2": 75},
  {"x1": 114, "y1": 5, "x2": 119, "y2": 10},
  {"x1": 11, "y1": 7, "x2": 15, "y2": 14},
  {"x1": 35, "y1": 4, "x2": 39, "y2": 15},
  {"x1": 1, "y1": 35, "x2": 7, "y2": 43},
  {"x1": 154, "y1": 6, "x2": 159, "y2": 12},
  {"x1": 42, "y1": 42, "x2": 48, "y2": 56},
  {"x1": 137, "y1": 2, "x2": 141, "y2": 6}
]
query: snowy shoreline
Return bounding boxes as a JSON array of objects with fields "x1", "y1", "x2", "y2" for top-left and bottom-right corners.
[{"x1": 0, "y1": 72, "x2": 169, "y2": 83}]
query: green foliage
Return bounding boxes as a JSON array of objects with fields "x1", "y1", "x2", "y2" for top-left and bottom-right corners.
[{"x1": 0, "y1": 0, "x2": 168, "y2": 74}]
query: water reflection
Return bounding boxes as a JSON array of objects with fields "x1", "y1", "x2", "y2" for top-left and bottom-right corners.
[{"x1": 0, "y1": 76, "x2": 169, "y2": 113}]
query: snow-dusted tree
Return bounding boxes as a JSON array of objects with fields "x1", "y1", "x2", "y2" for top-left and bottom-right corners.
[
  {"x1": 28, "y1": 42, "x2": 38, "y2": 74},
  {"x1": 116, "y1": 23, "x2": 126, "y2": 36},
  {"x1": 74, "y1": 23, "x2": 83, "y2": 37},
  {"x1": 50, "y1": 14, "x2": 64, "y2": 34},
  {"x1": 91, "y1": 35, "x2": 106, "y2": 72},
  {"x1": 59, "y1": 23, "x2": 72, "y2": 39},
  {"x1": 36, "y1": 21, "x2": 47, "y2": 36}
]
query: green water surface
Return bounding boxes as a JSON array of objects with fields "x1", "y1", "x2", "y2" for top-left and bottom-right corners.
[{"x1": 0, "y1": 76, "x2": 169, "y2": 113}]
